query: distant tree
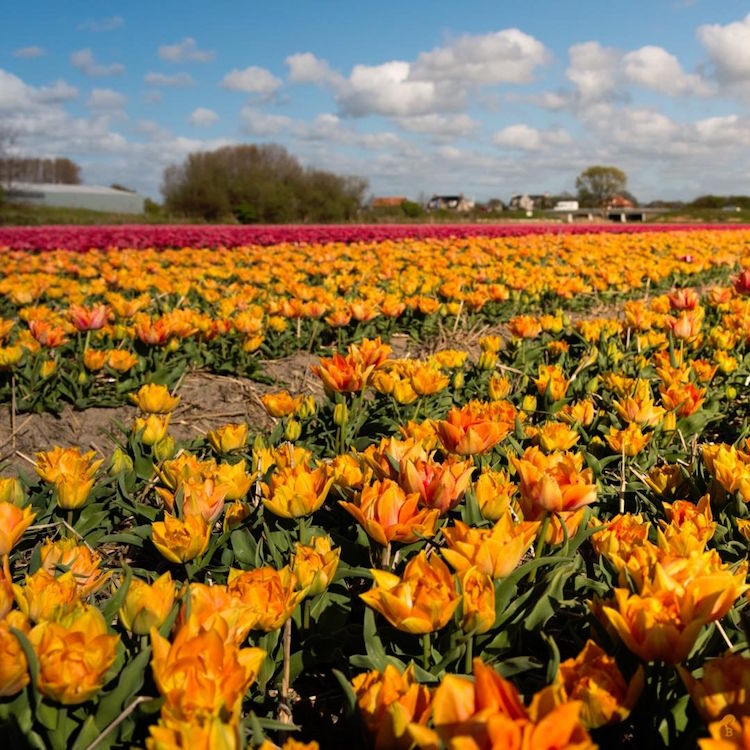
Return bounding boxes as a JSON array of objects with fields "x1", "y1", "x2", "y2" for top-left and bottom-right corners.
[
  {"x1": 400, "y1": 199, "x2": 423, "y2": 218},
  {"x1": 575, "y1": 166, "x2": 628, "y2": 210},
  {"x1": 162, "y1": 143, "x2": 368, "y2": 223},
  {"x1": 0, "y1": 156, "x2": 81, "y2": 187}
]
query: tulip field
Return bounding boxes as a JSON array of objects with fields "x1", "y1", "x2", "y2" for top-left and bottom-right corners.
[{"x1": 1, "y1": 223, "x2": 750, "y2": 749}]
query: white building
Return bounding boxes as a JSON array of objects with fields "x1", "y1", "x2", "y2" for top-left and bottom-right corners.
[{"x1": 6, "y1": 182, "x2": 145, "y2": 214}]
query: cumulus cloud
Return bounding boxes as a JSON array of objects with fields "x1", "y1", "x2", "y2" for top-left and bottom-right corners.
[
  {"x1": 492, "y1": 124, "x2": 571, "y2": 151},
  {"x1": 396, "y1": 113, "x2": 479, "y2": 137},
  {"x1": 240, "y1": 107, "x2": 292, "y2": 136},
  {"x1": 36, "y1": 80, "x2": 78, "y2": 103},
  {"x1": 71, "y1": 49, "x2": 125, "y2": 77},
  {"x1": 566, "y1": 41, "x2": 622, "y2": 102},
  {"x1": 78, "y1": 16, "x2": 124, "y2": 32},
  {"x1": 158, "y1": 37, "x2": 215, "y2": 63},
  {"x1": 86, "y1": 88, "x2": 127, "y2": 110},
  {"x1": 12, "y1": 46, "x2": 45, "y2": 59},
  {"x1": 144, "y1": 72, "x2": 195, "y2": 87},
  {"x1": 143, "y1": 90, "x2": 163, "y2": 104},
  {"x1": 623, "y1": 46, "x2": 711, "y2": 96},
  {"x1": 287, "y1": 28, "x2": 548, "y2": 119},
  {"x1": 410, "y1": 28, "x2": 549, "y2": 85},
  {"x1": 286, "y1": 53, "x2": 342, "y2": 86},
  {"x1": 697, "y1": 13, "x2": 750, "y2": 82},
  {"x1": 189, "y1": 107, "x2": 220, "y2": 127},
  {"x1": 221, "y1": 67, "x2": 282, "y2": 95}
]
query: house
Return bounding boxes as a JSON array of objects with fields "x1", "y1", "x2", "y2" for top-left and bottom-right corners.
[
  {"x1": 427, "y1": 195, "x2": 475, "y2": 212},
  {"x1": 508, "y1": 194, "x2": 535, "y2": 212},
  {"x1": 608, "y1": 195, "x2": 635, "y2": 209},
  {"x1": 6, "y1": 182, "x2": 145, "y2": 214},
  {"x1": 372, "y1": 196, "x2": 407, "y2": 208}
]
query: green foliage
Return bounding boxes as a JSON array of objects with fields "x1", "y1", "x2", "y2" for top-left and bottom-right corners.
[
  {"x1": 161, "y1": 143, "x2": 368, "y2": 223},
  {"x1": 575, "y1": 165, "x2": 628, "y2": 208},
  {"x1": 400, "y1": 200, "x2": 423, "y2": 218}
]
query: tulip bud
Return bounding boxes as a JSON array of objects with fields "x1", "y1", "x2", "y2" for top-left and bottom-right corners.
[
  {"x1": 77, "y1": 371, "x2": 88, "y2": 385},
  {"x1": 284, "y1": 419, "x2": 302, "y2": 442},
  {"x1": 726, "y1": 386, "x2": 737, "y2": 400},
  {"x1": 167, "y1": 338, "x2": 179, "y2": 352},
  {"x1": 0, "y1": 477, "x2": 25, "y2": 506},
  {"x1": 522, "y1": 395, "x2": 537, "y2": 412},
  {"x1": 109, "y1": 447, "x2": 133, "y2": 476},
  {"x1": 333, "y1": 402, "x2": 348, "y2": 427},
  {"x1": 585, "y1": 376, "x2": 600, "y2": 394},
  {"x1": 40, "y1": 360, "x2": 57, "y2": 378},
  {"x1": 663, "y1": 412, "x2": 677, "y2": 432},
  {"x1": 154, "y1": 435, "x2": 176, "y2": 463},
  {"x1": 452, "y1": 371, "x2": 464, "y2": 390},
  {"x1": 297, "y1": 395, "x2": 317, "y2": 419},
  {"x1": 477, "y1": 351, "x2": 497, "y2": 370},
  {"x1": 253, "y1": 433, "x2": 266, "y2": 453},
  {"x1": 119, "y1": 572, "x2": 175, "y2": 635}
]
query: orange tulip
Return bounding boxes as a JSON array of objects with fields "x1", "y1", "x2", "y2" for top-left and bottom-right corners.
[
  {"x1": 398, "y1": 455, "x2": 474, "y2": 514},
  {"x1": 601, "y1": 587, "x2": 706, "y2": 664},
  {"x1": 660, "y1": 495, "x2": 715, "y2": 552},
  {"x1": 536, "y1": 422, "x2": 580, "y2": 452},
  {"x1": 534, "y1": 364, "x2": 569, "y2": 401},
  {"x1": 660, "y1": 381, "x2": 705, "y2": 417},
  {"x1": 177, "y1": 583, "x2": 259, "y2": 645},
  {"x1": 436, "y1": 404, "x2": 509, "y2": 455},
  {"x1": 512, "y1": 447, "x2": 597, "y2": 517},
  {"x1": 14, "y1": 569, "x2": 80, "y2": 623},
  {"x1": 29, "y1": 605, "x2": 119, "y2": 704},
  {"x1": 360, "y1": 551, "x2": 460, "y2": 633},
  {"x1": 590, "y1": 513, "x2": 650, "y2": 562},
  {"x1": 40, "y1": 537, "x2": 110, "y2": 596},
  {"x1": 0, "y1": 502, "x2": 35, "y2": 555},
  {"x1": 605, "y1": 424, "x2": 652, "y2": 457},
  {"x1": 130, "y1": 383, "x2": 181, "y2": 414},
  {"x1": 678, "y1": 652, "x2": 750, "y2": 725},
  {"x1": 351, "y1": 664, "x2": 432, "y2": 750},
  {"x1": 151, "y1": 617, "x2": 266, "y2": 722},
  {"x1": 83, "y1": 348, "x2": 108, "y2": 370},
  {"x1": 549, "y1": 640, "x2": 644, "y2": 728},
  {"x1": 459, "y1": 566, "x2": 496, "y2": 634},
  {"x1": 152, "y1": 513, "x2": 211, "y2": 564},
  {"x1": 441, "y1": 517, "x2": 539, "y2": 579},
  {"x1": 146, "y1": 715, "x2": 241, "y2": 750},
  {"x1": 0, "y1": 557, "x2": 12, "y2": 619},
  {"x1": 261, "y1": 391, "x2": 303, "y2": 418},
  {"x1": 69, "y1": 303, "x2": 108, "y2": 331},
  {"x1": 0, "y1": 611, "x2": 29, "y2": 697},
  {"x1": 339, "y1": 479, "x2": 439, "y2": 546},
  {"x1": 312, "y1": 353, "x2": 373, "y2": 393},
  {"x1": 699, "y1": 716, "x2": 750, "y2": 750},
  {"x1": 181, "y1": 477, "x2": 228, "y2": 525},
  {"x1": 227, "y1": 566, "x2": 306, "y2": 631},
  {"x1": 119, "y1": 571, "x2": 176, "y2": 635},
  {"x1": 215, "y1": 460, "x2": 254, "y2": 502}
]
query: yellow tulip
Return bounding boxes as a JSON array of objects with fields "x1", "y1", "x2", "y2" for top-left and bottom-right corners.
[
  {"x1": 207, "y1": 423, "x2": 248, "y2": 453},
  {"x1": 40, "y1": 537, "x2": 110, "y2": 596},
  {"x1": 146, "y1": 715, "x2": 241, "y2": 750},
  {"x1": 360, "y1": 551, "x2": 460, "y2": 634},
  {"x1": 262, "y1": 464, "x2": 334, "y2": 519},
  {"x1": 14, "y1": 569, "x2": 80, "y2": 623},
  {"x1": 291, "y1": 536, "x2": 340, "y2": 597},
  {"x1": 130, "y1": 383, "x2": 181, "y2": 413},
  {"x1": 134, "y1": 414, "x2": 171, "y2": 446},
  {"x1": 177, "y1": 583, "x2": 259, "y2": 645},
  {"x1": 119, "y1": 572, "x2": 176, "y2": 635},
  {"x1": 0, "y1": 611, "x2": 29, "y2": 697},
  {"x1": 227, "y1": 566, "x2": 306, "y2": 631},
  {"x1": 679, "y1": 652, "x2": 750, "y2": 725},
  {"x1": 459, "y1": 566, "x2": 496, "y2": 634}
]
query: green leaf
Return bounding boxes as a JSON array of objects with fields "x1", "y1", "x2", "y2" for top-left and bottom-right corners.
[
  {"x1": 363, "y1": 607, "x2": 388, "y2": 672},
  {"x1": 332, "y1": 668, "x2": 358, "y2": 717}
]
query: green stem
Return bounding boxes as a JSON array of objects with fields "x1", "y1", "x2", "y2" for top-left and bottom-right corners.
[
  {"x1": 66, "y1": 510, "x2": 74, "y2": 534},
  {"x1": 529, "y1": 513, "x2": 550, "y2": 583},
  {"x1": 464, "y1": 633, "x2": 473, "y2": 674},
  {"x1": 422, "y1": 633, "x2": 431, "y2": 670},
  {"x1": 303, "y1": 599, "x2": 310, "y2": 631}
]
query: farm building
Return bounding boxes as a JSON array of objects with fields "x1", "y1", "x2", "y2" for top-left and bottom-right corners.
[
  {"x1": 427, "y1": 194, "x2": 475, "y2": 212},
  {"x1": 5, "y1": 182, "x2": 145, "y2": 214},
  {"x1": 371, "y1": 196, "x2": 406, "y2": 208}
]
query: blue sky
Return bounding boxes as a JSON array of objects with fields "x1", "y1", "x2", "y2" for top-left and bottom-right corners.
[{"x1": 2, "y1": 1, "x2": 750, "y2": 201}]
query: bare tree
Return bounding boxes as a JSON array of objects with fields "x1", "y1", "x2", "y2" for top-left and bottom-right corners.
[{"x1": 0, "y1": 123, "x2": 18, "y2": 190}]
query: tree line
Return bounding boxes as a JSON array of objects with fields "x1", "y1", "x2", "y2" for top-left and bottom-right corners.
[
  {"x1": 0, "y1": 157, "x2": 81, "y2": 187},
  {"x1": 161, "y1": 144, "x2": 368, "y2": 223}
]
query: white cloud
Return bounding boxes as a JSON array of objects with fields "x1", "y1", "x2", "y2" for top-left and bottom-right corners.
[
  {"x1": 78, "y1": 16, "x2": 124, "y2": 32},
  {"x1": 411, "y1": 28, "x2": 549, "y2": 85},
  {"x1": 86, "y1": 88, "x2": 127, "y2": 110},
  {"x1": 189, "y1": 107, "x2": 220, "y2": 127},
  {"x1": 12, "y1": 46, "x2": 45, "y2": 59},
  {"x1": 396, "y1": 113, "x2": 479, "y2": 137},
  {"x1": 37, "y1": 80, "x2": 78, "y2": 103},
  {"x1": 698, "y1": 13, "x2": 750, "y2": 82},
  {"x1": 158, "y1": 37, "x2": 215, "y2": 63},
  {"x1": 144, "y1": 72, "x2": 195, "y2": 87},
  {"x1": 286, "y1": 53, "x2": 342, "y2": 86},
  {"x1": 143, "y1": 90, "x2": 163, "y2": 104},
  {"x1": 221, "y1": 67, "x2": 282, "y2": 95},
  {"x1": 240, "y1": 107, "x2": 292, "y2": 135},
  {"x1": 70, "y1": 49, "x2": 124, "y2": 77},
  {"x1": 566, "y1": 41, "x2": 622, "y2": 102},
  {"x1": 338, "y1": 61, "x2": 438, "y2": 117},
  {"x1": 493, "y1": 124, "x2": 571, "y2": 151},
  {"x1": 623, "y1": 46, "x2": 711, "y2": 96}
]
